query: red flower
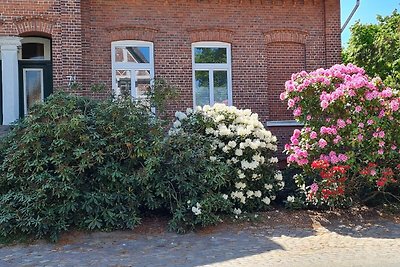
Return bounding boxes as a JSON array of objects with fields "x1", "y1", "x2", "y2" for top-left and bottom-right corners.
[
  {"x1": 368, "y1": 162, "x2": 377, "y2": 168},
  {"x1": 311, "y1": 160, "x2": 330, "y2": 170},
  {"x1": 376, "y1": 177, "x2": 388, "y2": 188},
  {"x1": 320, "y1": 171, "x2": 334, "y2": 179},
  {"x1": 322, "y1": 189, "x2": 331, "y2": 199},
  {"x1": 337, "y1": 186, "x2": 345, "y2": 195},
  {"x1": 382, "y1": 168, "x2": 394, "y2": 177},
  {"x1": 332, "y1": 165, "x2": 348, "y2": 174}
]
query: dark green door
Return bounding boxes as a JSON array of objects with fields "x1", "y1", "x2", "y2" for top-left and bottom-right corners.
[
  {"x1": 0, "y1": 60, "x2": 2, "y2": 125},
  {"x1": 18, "y1": 61, "x2": 53, "y2": 117}
]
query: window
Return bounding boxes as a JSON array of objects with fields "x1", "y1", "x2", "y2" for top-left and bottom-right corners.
[
  {"x1": 192, "y1": 42, "x2": 232, "y2": 107},
  {"x1": 111, "y1": 41, "x2": 154, "y2": 100},
  {"x1": 20, "y1": 37, "x2": 51, "y2": 60},
  {"x1": 23, "y1": 69, "x2": 44, "y2": 114}
]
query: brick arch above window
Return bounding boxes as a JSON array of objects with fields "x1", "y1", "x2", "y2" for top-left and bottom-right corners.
[
  {"x1": 13, "y1": 17, "x2": 55, "y2": 36},
  {"x1": 264, "y1": 29, "x2": 308, "y2": 45},
  {"x1": 107, "y1": 26, "x2": 159, "y2": 43},
  {"x1": 188, "y1": 28, "x2": 234, "y2": 43}
]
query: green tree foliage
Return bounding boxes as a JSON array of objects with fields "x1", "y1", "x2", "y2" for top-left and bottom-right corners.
[{"x1": 343, "y1": 10, "x2": 400, "y2": 89}]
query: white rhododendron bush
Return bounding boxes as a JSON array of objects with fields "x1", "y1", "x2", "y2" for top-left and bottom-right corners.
[{"x1": 169, "y1": 104, "x2": 284, "y2": 214}]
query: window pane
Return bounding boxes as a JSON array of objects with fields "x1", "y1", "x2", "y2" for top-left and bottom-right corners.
[
  {"x1": 195, "y1": 71, "x2": 210, "y2": 106},
  {"x1": 115, "y1": 70, "x2": 131, "y2": 96},
  {"x1": 25, "y1": 69, "x2": 43, "y2": 112},
  {"x1": 195, "y1": 47, "x2": 227, "y2": 64},
  {"x1": 22, "y1": 43, "x2": 44, "y2": 60},
  {"x1": 213, "y1": 71, "x2": 228, "y2": 105},
  {"x1": 135, "y1": 70, "x2": 151, "y2": 98},
  {"x1": 115, "y1": 46, "x2": 150, "y2": 63}
]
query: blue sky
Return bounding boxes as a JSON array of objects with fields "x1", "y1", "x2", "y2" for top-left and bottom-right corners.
[{"x1": 341, "y1": 0, "x2": 400, "y2": 47}]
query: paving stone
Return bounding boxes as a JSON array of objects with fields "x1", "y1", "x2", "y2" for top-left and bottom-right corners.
[{"x1": 1, "y1": 220, "x2": 400, "y2": 266}]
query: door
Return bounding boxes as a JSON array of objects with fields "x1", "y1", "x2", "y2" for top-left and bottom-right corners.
[
  {"x1": 18, "y1": 61, "x2": 52, "y2": 117},
  {"x1": 0, "y1": 60, "x2": 2, "y2": 124}
]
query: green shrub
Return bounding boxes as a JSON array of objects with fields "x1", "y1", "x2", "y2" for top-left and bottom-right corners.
[
  {"x1": 143, "y1": 132, "x2": 232, "y2": 233},
  {"x1": 0, "y1": 92, "x2": 163, "y2": 241}
]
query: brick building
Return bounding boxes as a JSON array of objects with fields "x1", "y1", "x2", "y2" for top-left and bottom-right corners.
[{"x1": 0, "y1": 0, "x2": 341, "y2": 148}]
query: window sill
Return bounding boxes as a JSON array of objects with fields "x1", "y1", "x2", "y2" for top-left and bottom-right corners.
[{"x1": 265, "y1": 120, "x2": 304, "y2": 127}]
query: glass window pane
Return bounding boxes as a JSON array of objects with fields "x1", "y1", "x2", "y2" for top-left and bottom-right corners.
[
  {"x1": 22, "y1": 43, "x2": 44, "y2": 60},
  {"x1": 115, "y1": 46, "x2": 150, "y2": 63},
  {"x1": 135, "y1": 70, "x2": 151, "y2": 98},
  {"x1": 213, "y1": 71, "x2": 228, "y2": 105},
  {"x1": 195, "y1": 71, "x2": 210, "y2": 106},
  {"x1": 25, "y1": 69, "x2": 43, "y2": 112},
  {"x1": 195, "y1": 47, "x2": 227, "y2": 64},
  {"x1": 115, "y1": 70, "x2": 131, "y2": 97}
]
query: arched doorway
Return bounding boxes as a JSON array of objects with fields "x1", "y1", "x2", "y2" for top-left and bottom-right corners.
[{"x1": 18, "y1": 36, "x2": 53, "y2": 116}]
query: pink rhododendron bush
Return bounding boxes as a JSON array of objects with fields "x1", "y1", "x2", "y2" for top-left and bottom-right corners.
[{"x1": 282, "y1": 64, "x2": 400, "y2": 207}]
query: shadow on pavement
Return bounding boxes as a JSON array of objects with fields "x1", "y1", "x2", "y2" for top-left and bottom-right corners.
[
  {"x1": 318, "y1": 219, "x2": 400, "y2": 239},
  {"x1": 312, "y1": 207, "x2": 400, "y2": 239}
]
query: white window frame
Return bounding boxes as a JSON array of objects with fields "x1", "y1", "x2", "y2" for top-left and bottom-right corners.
[
  {"x1": 111, "y1": 40, "x2": 154, "y2": 99},
  {"x1": 20, "y1": 37, "x2": 51, "y2": 60},
  {"x1": 192, "y1": 42, "x2": 232, "y2": 107},
  {"x1": 23, "y1": 68, "x2": 44, "y2": 115}
]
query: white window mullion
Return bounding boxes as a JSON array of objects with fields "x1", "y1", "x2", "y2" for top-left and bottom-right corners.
[
  {"x1": 209, "y1": 69, "x2": 214, "y2": 105},
  {"x1": 123, "y1": 49, "x2": 127, "y2": 63},
  {"x1": 114, "y1": 62, "x2": 151, "y2": 70},
  {"x1": 131, "y1": 69, "x2": 137, "y2": 98}
]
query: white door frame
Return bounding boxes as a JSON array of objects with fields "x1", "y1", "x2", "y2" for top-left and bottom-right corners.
[{"x1": 0, "y1": 36, "x2": 22, "y2": 125}]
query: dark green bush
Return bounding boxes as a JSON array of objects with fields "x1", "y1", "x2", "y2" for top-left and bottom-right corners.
[
  {"x1": 143, "y1": 132, "x2": 233, "y2": 233},
  {"x1": 0, "y1": 92, "x2": 163, "y2": 241}
]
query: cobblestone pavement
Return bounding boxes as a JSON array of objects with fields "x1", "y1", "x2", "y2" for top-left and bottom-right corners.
[{"x1": 1, "y1": 214, "x2": 400, "y2": 267}]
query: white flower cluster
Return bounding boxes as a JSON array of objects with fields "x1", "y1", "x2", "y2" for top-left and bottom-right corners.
[
  {"x1": 231, "y1": 191, "x2": 246, "y2": 204},
  {"x1": 171, "y1": 104, "x2": 277, "y2": 150},
  {"x1": 170, "y1": 103, "x2": 283, "y2": 215},
  {"x1": 274, "y1": 171, "x2": 285, "y2": 189},
  {"x1": 233, "y1": 208, "x2": 242, "y2": 215},
  {"x1": 287, "y1": 196, "x2": 295, "y2": 203},
  {"x1": 191, "y1": 202, "x2": 202, "y2": 216}
]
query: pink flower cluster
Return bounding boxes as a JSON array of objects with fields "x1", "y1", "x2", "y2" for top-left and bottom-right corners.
[
  {"x1": 286, "y1": 129, "x2": 309, "y2": 166},
  {"x1": 320, "y1": 151, "x2": 348, "y2": 164}
]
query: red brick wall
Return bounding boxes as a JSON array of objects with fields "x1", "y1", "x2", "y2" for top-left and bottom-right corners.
[
  {"x1": 266, "y1": 42, "x2": 306, "y2": 121},
  {"x1": 0, "y1": 0, "x2": 342, "y2": 150},
  {"x1": 79, "y1": 0, "x2": 341, "y2": 115},
  {"x1": 324, "y1": 0, "x2": 342, "y2": 67}
]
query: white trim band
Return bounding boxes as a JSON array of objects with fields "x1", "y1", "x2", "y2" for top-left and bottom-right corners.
[{"x1": 265, "y1": 120, "x2": 304, "y2": 127}]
